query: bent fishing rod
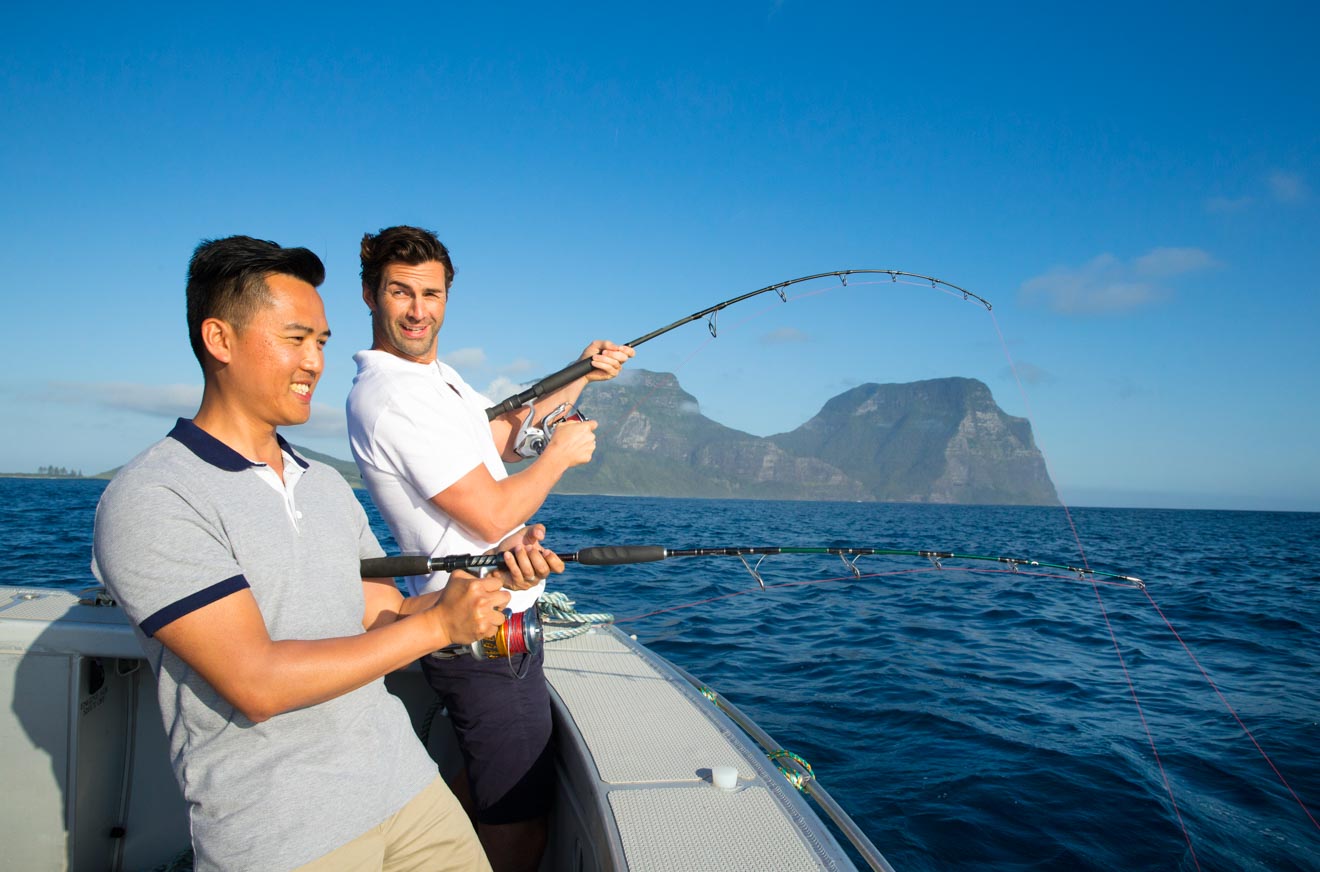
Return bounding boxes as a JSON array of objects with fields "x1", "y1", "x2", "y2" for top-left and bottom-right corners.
[
  {"x1": 362, "y1": 544, "x2": 1143, "y2": 590},
  {"x1": 485, "y1": 269, "x2": 993, "y2": 420}
]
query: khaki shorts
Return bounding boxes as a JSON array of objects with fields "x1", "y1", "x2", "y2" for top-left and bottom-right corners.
[{"x1": 295, "y1": 777, "x2": 491, "y2": 872}]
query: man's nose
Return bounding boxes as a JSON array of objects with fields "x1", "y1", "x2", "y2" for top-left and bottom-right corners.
[{"x1": 303, "y1": 342, "x2": 324, "y2": 373}]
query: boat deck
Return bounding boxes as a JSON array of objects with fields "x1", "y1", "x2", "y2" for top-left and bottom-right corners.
[{"x1": 544, "y1": 627, "x2": 852, "y2": 870}]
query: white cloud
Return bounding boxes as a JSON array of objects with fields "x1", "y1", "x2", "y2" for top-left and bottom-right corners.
[
  {"x1": 1019, "y1": 248, "x2": 1217, "y2": 315},
  {"x1": 1267, "y1": 170, "x2": 1309, "y2": 204},
  {"x1": 41, "y1": 381, "x2": 346, "y2": 437},
  {"x1": 1205, "y1": 170, "x2": 1308, "y2": 214},
  {"x1": 296, "y1": 405, "x2": 348, "y2": 438},
  {"x1": 483, "y1": 376, "x2": 530, "y2": 404},
  {"x1": 47, "y1": 382, "x2": 201, "y2": 416},
  {"x1": 759, "y1": 327, "x2": 809, "y2": 345},
  {"x1": 500, "y1": 357, "x2": 536, "y2": 375},
  {"x1": 441, "y1": 347, "x2": 487, "y2": 369},
  {"x1": 1134, "y1": 247, "x2": 1220, "y2": 277}
]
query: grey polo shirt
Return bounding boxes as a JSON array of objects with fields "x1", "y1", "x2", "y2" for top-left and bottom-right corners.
[{"x1": 92, "y1": 419, "x2": 436, "y2": 872}]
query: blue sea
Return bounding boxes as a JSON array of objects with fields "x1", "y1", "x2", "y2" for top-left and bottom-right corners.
[{"x1": 3, "y1": 477, "x2": 1318, "y2": 871}]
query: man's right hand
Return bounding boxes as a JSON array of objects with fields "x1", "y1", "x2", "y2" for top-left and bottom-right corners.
[
  {"x1": 431, "y1": 572, "x2": 512, "y2": 645},
  {"x1": 542, "y1": 418, "x2": 597, "y2": 468}
]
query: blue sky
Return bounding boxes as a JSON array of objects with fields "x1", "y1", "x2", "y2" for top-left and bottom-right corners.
[{"x1": 2, "y1": 2, "x2": 1316, "y2": 510}]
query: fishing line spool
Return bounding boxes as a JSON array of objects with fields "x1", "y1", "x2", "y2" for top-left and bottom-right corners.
[
  {"x1": 470, "y1": 606, "x2": 544, "y2": 659},
  {"x1": 431, "y1": 606, "x2": 544, "y2": 661}
]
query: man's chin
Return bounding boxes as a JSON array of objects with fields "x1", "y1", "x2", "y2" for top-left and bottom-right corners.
[
  {"x1": 278, "y1": 408, "x2": 314, "y2": 428},
  {"x1": 392, "y1": 337, "x2": 437, "y2": 360}
]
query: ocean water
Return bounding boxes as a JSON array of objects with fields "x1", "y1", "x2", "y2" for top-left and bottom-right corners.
[{"x1": 3, "y1": 478, "x2": 1318, "y2": 870}]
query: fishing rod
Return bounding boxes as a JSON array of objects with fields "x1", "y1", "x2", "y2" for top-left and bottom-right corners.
[
  {"x1": 484, "y1": 269, "x2": 993, "y2": 420},
  {"x1": 361, "y1": 544, "x2": 1143, "y2": 591}
]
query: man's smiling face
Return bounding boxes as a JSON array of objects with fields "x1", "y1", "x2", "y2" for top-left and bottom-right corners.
[
  {"x1": 226, "y1": 272, "x2": 329, "y2": 427},
  {"x1": 365, "y1": 261, "x2": 449, "y2": 364}
]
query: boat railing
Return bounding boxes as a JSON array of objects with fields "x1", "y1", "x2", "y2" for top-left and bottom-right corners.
[{"x1": 665, "y1": 661, "x2": 898, "y2": 872}]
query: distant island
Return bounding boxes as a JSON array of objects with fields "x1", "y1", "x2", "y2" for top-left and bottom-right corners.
[
  {"x1": 553, "y1": 371, "x2": 1058, "y2": 505},
  {"x1": 14, "y1": 373, "x2": 1057, "y2": 505},
  {"x1": 0, "y1": 465, "x2": 90, "y2": 480}
]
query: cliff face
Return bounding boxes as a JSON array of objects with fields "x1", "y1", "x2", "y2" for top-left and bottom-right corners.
[
  {"x1": 549, "y1": 371, "x2": 1058, "y2": 505},
  {"x1": 768, "y1": 378, "x2": 1058, "y2": 504},
  {"x1": 551, "y1": 371, "x2": 871, "y2": 500}
]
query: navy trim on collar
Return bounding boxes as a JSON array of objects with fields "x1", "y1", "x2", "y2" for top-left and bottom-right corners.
[
  {"x1": 277, "y1": 433, "x2": 310, "y2": 469},
  {"x1": 167, "y1": 418, "x2": 309, "y2": 471}
]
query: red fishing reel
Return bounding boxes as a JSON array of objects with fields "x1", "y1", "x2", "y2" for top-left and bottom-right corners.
[{"x1": 464, "y1": 606, "x2": 543, "y2": 660}]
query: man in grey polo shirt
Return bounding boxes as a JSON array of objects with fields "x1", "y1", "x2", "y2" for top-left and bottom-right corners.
[{"x1": 92, "y1": 236, "x2": 560, "y2": 871}]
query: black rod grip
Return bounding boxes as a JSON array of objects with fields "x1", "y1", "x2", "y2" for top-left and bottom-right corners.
[
  {"x1": 575, "y1": 545, "x2": 668, "y2": 565},
  {"x1": 485, "y1": 358, "x2": 596, "y2": 420},
  {"x1": 362, "y1": 553, "x2": 508, "y2": 578},
  {"x1": 361, "y1": 556, "x2": 434, "y2": 578}
]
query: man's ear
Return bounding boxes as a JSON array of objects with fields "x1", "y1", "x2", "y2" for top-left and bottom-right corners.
[
  {"x1": 362, "y1": 282, "x2": 378, "y2": 313},
  {"x1": 200, "y1": 317, "x2": 236, "y2": 365}
]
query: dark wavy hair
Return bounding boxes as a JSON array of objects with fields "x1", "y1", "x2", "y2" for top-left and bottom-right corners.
[
  {"x1": 186, "y1": 236, "x2": 325, "y2": 368},
  {"x1": 359, "y1": 225, "x2": 456, "y2": 295}
]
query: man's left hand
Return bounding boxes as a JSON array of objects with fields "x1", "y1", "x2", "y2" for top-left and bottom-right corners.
[
  {"x1": 580, "y1": 340, "x2": 635, "y2": 382},
  {"x1": 490, "y1": 525, "x2": 565, "y2": 591}
]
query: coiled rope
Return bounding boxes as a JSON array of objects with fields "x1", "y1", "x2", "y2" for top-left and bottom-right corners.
[{"x1": 537, "y1": 590, "x2": 615, "y2": 641}]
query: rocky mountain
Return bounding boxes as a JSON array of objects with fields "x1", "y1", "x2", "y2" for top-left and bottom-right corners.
[
  {"x1": 550, "y1": 370, "x2": 1058, "y2": 505},
  {"x1": 769, "y1": 378, "x2": 1058, "y2": 504}
]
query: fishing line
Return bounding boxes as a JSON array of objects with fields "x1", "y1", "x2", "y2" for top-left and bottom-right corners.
[
  {"x1": 985, "y1": 307, "x2": 1202, "y2": 866},
  {"x1": 1140, "y1": 588, "x2": 1320, "y2": 834},
  {"x1": 1089, "y1": 571, "x2": 1201, "y2": 870}
]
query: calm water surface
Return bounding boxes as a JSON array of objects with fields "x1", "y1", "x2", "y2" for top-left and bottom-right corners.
[{"x1": 3, "y1": 478, "x2": 1317, "y2": 870}]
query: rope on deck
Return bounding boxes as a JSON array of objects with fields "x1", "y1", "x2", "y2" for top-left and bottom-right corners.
[{"x1": 537, "y1": 591, "x2": 614, "y2": 641}]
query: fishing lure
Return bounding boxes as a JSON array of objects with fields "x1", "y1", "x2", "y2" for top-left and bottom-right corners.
[{"x1": 484, "y1": 269, "x2": 992, "y2": 420}]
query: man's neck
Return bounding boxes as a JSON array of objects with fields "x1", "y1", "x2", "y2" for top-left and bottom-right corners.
[{"x1": 193, "y1": 397, "x2": 285, "y2": 476}]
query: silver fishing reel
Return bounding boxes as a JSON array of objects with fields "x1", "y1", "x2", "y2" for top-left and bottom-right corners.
[{"x1": 513, "y1": 401, "x2": 589, "y2": 458}]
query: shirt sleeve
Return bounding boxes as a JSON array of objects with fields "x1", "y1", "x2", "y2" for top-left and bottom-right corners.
[
  {"x1": 92, "y1": 470, "x2": 250, "y2": 638},
  {"x1": 371, "y1": 393, "x2": 489, "y2": 500}
]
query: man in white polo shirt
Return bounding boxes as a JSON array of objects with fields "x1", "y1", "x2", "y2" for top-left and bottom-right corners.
[{"x1": 347, "y1": 225, "x2": 633, "y2": 872}]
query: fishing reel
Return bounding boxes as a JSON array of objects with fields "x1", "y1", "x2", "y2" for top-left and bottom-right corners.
[
  {"x1": 433, "y1": 606, "x2": 544, "y2": 660},
  {"x1": 513, "y1": 401, "x2": 590, "y2": 458}
]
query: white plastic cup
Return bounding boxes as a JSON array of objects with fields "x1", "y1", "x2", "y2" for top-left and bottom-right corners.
[{"x1": 712, "y1": 765, "x2": 738, "y2": 790}]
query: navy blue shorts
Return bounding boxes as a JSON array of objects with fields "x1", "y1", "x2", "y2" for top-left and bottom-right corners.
[{"x1": 420, "y1": 647, "x2": 554, "y2": 825}]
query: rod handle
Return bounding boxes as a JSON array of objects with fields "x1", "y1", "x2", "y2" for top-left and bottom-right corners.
[
  {"x1": 362, "y1": 553, "x2": 504, "y2": 577},
  {"x1": 361, "y1": 556, "x2": 433, "y2": 578},
  {"x1": 486, "y1": 358, "x2": 596, "y2": 420},
  {"x1": 575, "y1": 545, "x2": 668, "y2": 565}
]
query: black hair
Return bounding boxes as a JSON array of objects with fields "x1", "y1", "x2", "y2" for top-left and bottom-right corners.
[
  {"x1": 185, "y1": 236, "x2": 325, "y2": 367},
  {"x1": 360, "y1": 225, "x2": 456, "y2": 295}
]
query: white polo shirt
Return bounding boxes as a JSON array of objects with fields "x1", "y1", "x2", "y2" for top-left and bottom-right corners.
[{"x1": 346, "y1": 350, "x2": 545, "y2": 613}]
